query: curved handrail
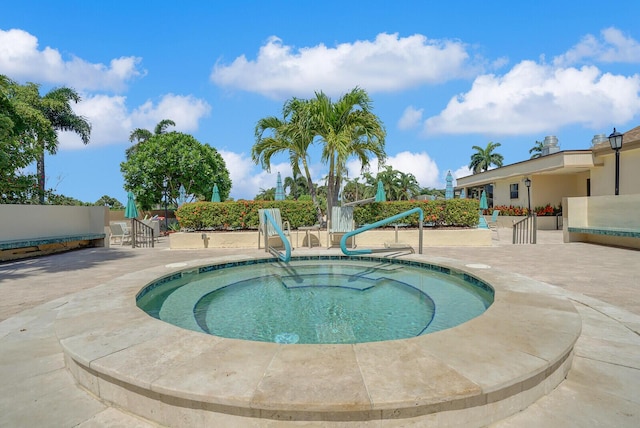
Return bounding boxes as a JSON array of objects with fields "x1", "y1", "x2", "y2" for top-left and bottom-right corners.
[
  {"x1": 263, "y1": 210, "x2": 292, "y2": 262},
  {"x1": 340, "y1": 207, "x2": 424, "y2": 255}
]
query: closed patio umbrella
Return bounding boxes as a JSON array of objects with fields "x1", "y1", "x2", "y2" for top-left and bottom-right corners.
[
  {"x1": 211, "y1": 183, "x2": 221, "y2": 202},
  {"x1": 124, "y1": 191, "x2": 139, "y2": 219},
  {"x1": 478, "y1": 190, "x2": 489, "y2": 229},
  {"x1": 445, "y1": 171, "x2": 453, "y2": 200},
  {"x1": 479, "y1": 190, "x2": 488, "y2": 210},
  {"x1": 375, "y1": 180, "x2": 386, "y2": 202},
  {"x1": 459, "y1": 188, "x2": 466, "y2": 198},
  {"x1": 177, "y1": 184, "x2": 187, "y2": 207},
  {"x1": 275, "y1": 172, "x2": 285, "y2": 201}
]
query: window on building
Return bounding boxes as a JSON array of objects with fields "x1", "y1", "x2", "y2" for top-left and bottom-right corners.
[{"x1": 510, "y1": 183, "x2": 519, "y2": 199}]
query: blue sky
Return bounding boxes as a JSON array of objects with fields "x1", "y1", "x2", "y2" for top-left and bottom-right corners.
[{"x1": 2, "y1": 0, "x2": 639, "y2": 205}]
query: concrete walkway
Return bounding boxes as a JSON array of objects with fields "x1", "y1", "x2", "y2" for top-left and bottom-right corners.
[{"x1": 0, "y1": 230, "x2": 639, "y2": 427}]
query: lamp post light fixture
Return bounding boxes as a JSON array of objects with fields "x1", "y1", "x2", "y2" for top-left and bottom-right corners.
[
  {"x1": 608, "y1": 128, "x2": 623, "y2": 195},
  {"x1": 524, "y1": 177, "x2": 532, "y2": 215},
  {"x1": 162, "y1": 177, "x2": 169, "y2": 233}
]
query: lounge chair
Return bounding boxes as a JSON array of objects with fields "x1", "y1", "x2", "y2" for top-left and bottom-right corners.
[
  {"x1": 258, "y1": 208, "x2": 292, "y2": 249},
  {"x1": 109, "y1": 223, "x2": 131, "y2": 246},
  {"x1": 488, "y1": 210, "x2": 500, "y2": 238},
  {"x1": 327, "y1": 206, "x2": 356, "y2": 248}
]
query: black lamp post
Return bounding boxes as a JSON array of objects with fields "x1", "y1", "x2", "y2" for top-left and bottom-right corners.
[
  {"x1": 608, "y1": 128, "x2": 623, "y2": 195},
  {"x1": 524, "y1": 177, "x2": 531, "y2": 215},
  {"x1": 162, "y1": 178, "x2": 169, "y2": 233}
]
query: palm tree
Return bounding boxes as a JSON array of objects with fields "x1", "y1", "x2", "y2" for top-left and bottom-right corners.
[
  {"x1": 255, "y1": 187, "x2": 276, "y2": 201},
  {"x1": 307, "y1": 87, "x2": 386, "y2": 220},
  {"x1": 469, "y1": 142, "x2": 504, "y2": 173},
  {"x1": 342, "y1": 177, "x2": 372, "y2": 204},
  {"x1": 367, "y1": 166, "x2": 419, "y2": 201},
  {"x1": 396, "y1": 170, "x2": 420, "y2": 200},
  {"x1": 127, "y1": 119, "x2": 175, "y2": 158},
  {"x1": 529, "y1": 140, "x2": 544, "y2": 159},
  {"x1": 283, "y1": 172, "x2": 309, "y2": 200},
  {"x1": 253, "y1": 98, "x2": 323, "y2": 223},
  {"x1": 35, "y1": 87, "x2": 91, "y2": 203}
]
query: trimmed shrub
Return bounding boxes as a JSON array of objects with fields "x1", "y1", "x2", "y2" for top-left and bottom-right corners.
[
  {"x1": 354, "y1": 199, "x2": 478, "y2": 227},
  {"x1": 175, "y1": 200, "x2": 317, "y2": 230},
  {"x1": 175, "y1": 199, "x2": 479, "y2": 231}
]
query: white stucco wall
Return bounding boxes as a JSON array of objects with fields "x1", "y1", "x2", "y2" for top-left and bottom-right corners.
[
  {"x1": 0, "y1": 205, "x2": 108, "y2": 241},
  {"x1": 564, "y1": 194, "x2": 640, "y2": 248},
  {"x1": 531, "y1": 173, "x2": 589, "y2": 209},
  {"x1": 591, "y1": 149, "x2": 640, "y2": 196}
]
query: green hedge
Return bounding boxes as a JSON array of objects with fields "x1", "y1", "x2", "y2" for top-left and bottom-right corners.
[
  {"x1": 175, "y1": 199, "x2": 479, "y2": 230},
  {"x1": 175, "y1": 200, "x2": 317, "y2": 230},
  {"x1": 354, "y1": 199, "x2": 479, "y2": 227}
]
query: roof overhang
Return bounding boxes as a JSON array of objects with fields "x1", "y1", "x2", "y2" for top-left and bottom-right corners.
[{"x1": 456, "y1": 150, "x2": 595, "y2": 187}]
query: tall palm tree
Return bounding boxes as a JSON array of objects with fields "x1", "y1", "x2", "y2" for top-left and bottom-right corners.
[
  {"x1": 253, "y1": 98, "x2": 323, "y2": 223},
  {"x1": 529, "y1": 140, "x2": 544, "y2": 159},
  {"x1": 127, "y1": 119, "x2": 175, "y2": 158},
  {"x1": 469, "y1": 141, "x2": 504, "y2": 174},
  {"x1": 35, "y1": 87, "x2": 91, "y2": 203},
  {"x1": 307, "y1": 87, "x2": 386, "y2": 220}
]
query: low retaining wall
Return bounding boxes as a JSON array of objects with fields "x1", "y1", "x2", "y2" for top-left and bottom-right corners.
[
  {"x1": 170, "y1": 228, "x2": 492, "y2": 249},
  {"x1": 564, "y1": 194, "x2": 640, "y2": 249},
  {"x1": 0, "y1": 205, "x2": 109, "y2": 261},
  {"x1": 491, "y1": 215, "x2": 561, "y2": 230}
]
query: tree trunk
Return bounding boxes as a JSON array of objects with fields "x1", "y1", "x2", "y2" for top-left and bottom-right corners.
[
  {"x1": 37, "y1": 148, "x2": 45, "y2": 204},
  {"x1": 302, "y1": 160, "x2": 323, "y2": 225},
  {"x1": 326, "y1": 156, "x2": 336, "y2": 224}
]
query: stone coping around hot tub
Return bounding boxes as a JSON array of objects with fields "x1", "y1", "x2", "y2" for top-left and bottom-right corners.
[
  {"x1": 57, "y1": 251, "x2": 581, "y2": 427},
  {"x1": 170, "y1": 228, "x2": 492, "y2": 249}
]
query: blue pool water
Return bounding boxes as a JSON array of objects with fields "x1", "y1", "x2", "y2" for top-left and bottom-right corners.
[{"x1": 137, "y1": 257, "x2": 493, "y2": 344}]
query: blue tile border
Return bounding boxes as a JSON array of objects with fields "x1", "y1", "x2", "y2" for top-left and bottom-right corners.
[
  {"x1": 0, "y1": 233, "x2": 106, "y2": 250},
  {"x1": 568, "y1": 226, "x2": 640, "y2": 238},
  {"x1": 137, "y1": 255, "x2": 495, "y2": 302}
]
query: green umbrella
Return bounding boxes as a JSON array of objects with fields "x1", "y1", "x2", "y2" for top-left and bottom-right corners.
[
  {"x1": 211, "y1": 183, "x2": 221, "y2": 202},
  {"x1": 479, "y1": 190, "x2": 488, "y2": 210},
  {"x1": 445, "y1": 171, "x2": 453, "y2": 200},
  {"x1": 375, "y1": 180, "x2": 386, "y2": 202},
  {"x1": 275, "y1": 172, "x2": 285, "y2": 201},
  {"x1": 124, "y1": 191, "x2": 139, "y2": 219}
]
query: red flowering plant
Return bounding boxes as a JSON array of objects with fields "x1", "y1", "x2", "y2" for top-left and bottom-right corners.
[
  {"x1": 534, "y1": 204, "x2": 562, "y2": 216},
  {"x1": 492, "y1": 205, "x2": 530, "y2": 216}
]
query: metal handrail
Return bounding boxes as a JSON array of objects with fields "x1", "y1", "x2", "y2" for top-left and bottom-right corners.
[
  {"x1": 556, "y1": 212, "x2": 563, "y2": 230},
  {"x1": 512, "y1": 214, "x2": 537, "y2": 244},
  {"x1": 340, "y1": 207, "x2": 424, "y2": 255},
  {"x1": 131, "y1": 218, "x2": 154, "y2": 248},
  {"x1": 262, "y1": 210, "x2": 291, "y2": 262},
  {"x1": 342, "y1": 197, "x2": 375, "y2": 207}
]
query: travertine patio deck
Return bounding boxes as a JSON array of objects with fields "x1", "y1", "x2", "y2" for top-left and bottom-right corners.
[{"x1": 1, "y1": 229, "x2": 639, "y2": 427}]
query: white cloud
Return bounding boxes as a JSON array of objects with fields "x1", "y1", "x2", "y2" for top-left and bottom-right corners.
[
  {"x1": 58, "y1": 93, "x2": 211, "y2": 149},
  {"x1": 346, "y1": 151, "x2": 440, "y2": 188},
  {"x1": 387, "y1": 151, "x2": 440, "y2": 188},
  {"x1": 453, "y1": 165, "x2": 473, "y2": 180},
  {"x1": 130, "y1": 94, "x2": 211, "y2": 132},
  {"x1": 554, "y1": 27, "x2": 640, "y2": 67},
  {"x1": 59, "y1": 94, "x2": 131, "y2": 149},
  {"x1": 0, "y1": 29, "x2": 144, "y2": 91},
  {"x1": 398, "y1": 106, "x2": 423, "y2": 130},
  {"x1": 220, "y1": 150, "x2": 295, "y2": 200},
  {"x1": 211, "y1": 33, "x2": 474, "y2": 99},
  {"x1": 424, "y1": 61, "x2": 640, "y2": 135}
]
